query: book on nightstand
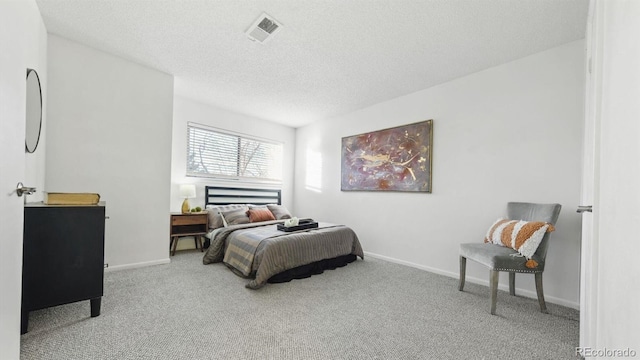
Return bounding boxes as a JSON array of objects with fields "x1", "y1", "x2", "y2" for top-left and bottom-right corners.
[{"x1": 43, "y1": 192, "x2": 101, "y2": 205}]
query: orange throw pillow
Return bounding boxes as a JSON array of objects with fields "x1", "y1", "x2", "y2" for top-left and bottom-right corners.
[{"x1": 247, "y1": 208, "x2": 276, "y2": 222}]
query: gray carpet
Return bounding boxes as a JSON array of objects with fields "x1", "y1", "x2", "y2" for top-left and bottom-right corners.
[{"x1": 20, "y1": 250, "x2": 579, "y2": 360}]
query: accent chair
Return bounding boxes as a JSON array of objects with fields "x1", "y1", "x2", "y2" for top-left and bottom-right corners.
[{"x1": 458, "y1": 202, "x2": 562, "y2": 315}]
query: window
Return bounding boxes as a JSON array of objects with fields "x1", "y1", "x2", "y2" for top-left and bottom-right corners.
[{"x1": 187, "y1": 123, "x2": 283, "y2": 182}]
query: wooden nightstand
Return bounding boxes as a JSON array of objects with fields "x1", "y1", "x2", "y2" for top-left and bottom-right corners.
[{"x1": 170, "y1": 212, "x2": 208, "y2": 256}]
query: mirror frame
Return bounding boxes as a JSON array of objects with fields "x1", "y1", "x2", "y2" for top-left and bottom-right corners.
[{"x1": 25, "y1": 68, "x2": 43, "y2": 154}]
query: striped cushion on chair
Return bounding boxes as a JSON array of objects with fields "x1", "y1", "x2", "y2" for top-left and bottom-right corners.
[{"x1": 484, "y1": 218, "x2": 555, "y2": 259}]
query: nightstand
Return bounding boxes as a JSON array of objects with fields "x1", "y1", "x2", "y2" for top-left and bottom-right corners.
[{"x1": 169, "y1": 212, "x2": 208, "y2": 256}]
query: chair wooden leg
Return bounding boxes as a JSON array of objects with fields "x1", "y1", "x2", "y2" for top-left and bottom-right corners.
[
  {"x1": 490, "y1": 270, "x2": 499, "y2": 315},
  {"x1": 458, "y1": 256, "x2": 466, "y2": 291},
  {"x1": 535, "y1": 273, "x2": 548, "y2": 314},
  {"x1": 509, "y1": 272, "x2": 516, "y2": 296}
]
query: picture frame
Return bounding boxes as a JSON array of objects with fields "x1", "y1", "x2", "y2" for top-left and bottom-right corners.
[{"x1": 341, "y1": 120, "x2": 433, "y2": 192}]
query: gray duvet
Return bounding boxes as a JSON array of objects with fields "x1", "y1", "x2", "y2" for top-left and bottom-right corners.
[{"x1": 202, "y1": 220, "x2": 364, "y2": 289}]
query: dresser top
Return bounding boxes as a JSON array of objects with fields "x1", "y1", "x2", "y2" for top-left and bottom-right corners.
[{"x1": 26, "y1": 201, "x2": 106, "y2": 207}]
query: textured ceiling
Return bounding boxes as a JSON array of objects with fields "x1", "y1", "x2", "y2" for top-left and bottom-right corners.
[{"x1": 35, "y1": 0, "x2": 589, "y2": 128}]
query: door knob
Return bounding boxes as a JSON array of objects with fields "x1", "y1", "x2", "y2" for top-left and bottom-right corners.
[
  {"x1": 16, "y1": 182, "x2": 37, "y2": 197},
  {"x1": 577, "y1": 205, "x2": 593, "y2": 213}
]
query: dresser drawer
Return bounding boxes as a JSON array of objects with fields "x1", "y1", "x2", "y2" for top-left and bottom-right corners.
[{"x1": 171, "y1": 213, "x2": 208, "y2": 226}]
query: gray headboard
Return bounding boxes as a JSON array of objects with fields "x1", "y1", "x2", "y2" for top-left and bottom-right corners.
[{"x1": 205, "y1": 186, "x2": 281, "y2": 206}]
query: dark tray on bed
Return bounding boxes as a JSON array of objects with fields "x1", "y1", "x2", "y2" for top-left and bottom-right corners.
[{"x1": 277, "y1": 219, "x2": 318, "y2": 232}]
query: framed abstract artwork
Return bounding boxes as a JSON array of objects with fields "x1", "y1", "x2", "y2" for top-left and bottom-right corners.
[{"x1": 341, "y1": 120, "x2": 433, "y2": 192}]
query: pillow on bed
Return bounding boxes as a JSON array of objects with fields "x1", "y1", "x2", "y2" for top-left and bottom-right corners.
[
  {"x1": 206, "y1": 204, "x2": 247, "y2": 229},
  {"x1": 484, "y1": 218, "x2": 555, "y2": 260},
  {"x1": 220, "y1": 208, "x2": 251, "y2": 226},
  {"x1": 247, "y1": 208, "x2": 276, "y2": 222},
  {"x1": 266, "y1": 204, "x2": 292, "y2": 220}
]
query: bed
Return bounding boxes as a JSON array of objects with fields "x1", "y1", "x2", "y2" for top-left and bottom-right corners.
[{"x1": 201, "y1": 186, "x2": 364, "y2": 289}]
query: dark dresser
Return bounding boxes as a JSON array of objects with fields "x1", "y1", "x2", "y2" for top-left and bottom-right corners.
[{"x1": 21, "y1": 202, "x2": 106, "y2": 334}]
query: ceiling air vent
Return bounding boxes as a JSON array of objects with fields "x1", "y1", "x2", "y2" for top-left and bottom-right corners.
[{"x1": 246, "y1": 13, "x2": 282, "y2": 43}]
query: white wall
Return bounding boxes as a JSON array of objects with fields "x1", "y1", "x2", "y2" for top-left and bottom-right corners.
[
  {"x1": 169, "y1": 96, "x2": 296, "y2": 250},
  {"x1": 0, "y1": 1, "x2": 47, "y2": 358},
  {"x1": 294, "y1": 40, "x2": 585, "y2": 308},
  {"x1": 46, "y1": 35, "x2": 174, "y2": 269},
  {"x1": 591, "y1": 0, "x2": 640, "y2": 351}
]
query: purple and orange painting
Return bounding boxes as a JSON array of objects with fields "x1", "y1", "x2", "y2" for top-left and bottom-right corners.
[{"x1": 341, "y1": 120, "x2": 433, "y2": 192}]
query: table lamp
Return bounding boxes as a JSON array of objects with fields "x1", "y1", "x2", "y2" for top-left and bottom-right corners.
[{"x1": 179, "y1": 184, "x2": 196, "y2": 214}]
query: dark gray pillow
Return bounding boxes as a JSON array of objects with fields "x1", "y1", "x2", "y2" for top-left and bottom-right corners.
[
  {"x1": 206, "y1": 205, "x2": 247, "y2": 229},
  {"x1": 266, "y1": 204, "x2": 292, "y2": 220},
  {"x1": 220, "y1": 208, "x2": 251, "y2": 226}
]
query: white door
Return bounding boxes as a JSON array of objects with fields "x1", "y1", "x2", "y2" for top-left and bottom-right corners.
[
  {"x1": 579, "y1": 0, "x2": 601, "y2": 349},
  {"x1": 0, "y1": 4, "x2": 28, "y2": 359},
  {"x1": 586, "y1": 0, "x2": 640, "y2": 350}
]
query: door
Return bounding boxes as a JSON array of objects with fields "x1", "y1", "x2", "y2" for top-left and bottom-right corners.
[
  {"x1": 0, "y1": 3, "x2": 28, "y2": 359},
  {"x1": 579, "y1": 0, "x2": 601, "y2": 349},
  {"x1": 582, "y1": 0, "x2": 640, "y2": 349}
]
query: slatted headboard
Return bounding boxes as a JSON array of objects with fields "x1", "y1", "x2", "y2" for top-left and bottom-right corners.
[{"x1": 205, "y1": 186, "x2": 281, "y2": 206}]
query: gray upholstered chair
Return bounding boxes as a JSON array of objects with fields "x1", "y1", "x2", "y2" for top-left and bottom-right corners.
[{"x1": 458, "y1": 202, "x2": 561, "y2": 315}]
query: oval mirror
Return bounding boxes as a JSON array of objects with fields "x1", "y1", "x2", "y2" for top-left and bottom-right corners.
[{"x1": 25, "y1": 68, "x2": 43, "y2": 153}]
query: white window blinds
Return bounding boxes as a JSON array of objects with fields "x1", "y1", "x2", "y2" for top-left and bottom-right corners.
[{"x1": 187, "y1": 123, "x2": 283, "y2": 182}]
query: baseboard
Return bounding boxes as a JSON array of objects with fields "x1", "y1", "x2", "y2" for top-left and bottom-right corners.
[
  {"x1": 104, "y1": 258, "x2": 171, "y2": 272},
  {"x1": 363, "y1": 251, "x2": 580, "y2": 310}
]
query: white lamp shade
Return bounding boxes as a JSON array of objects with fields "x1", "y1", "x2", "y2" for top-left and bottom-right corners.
[{"x1": 179, "y1": 184, "x2": 196, "y2": 198}]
